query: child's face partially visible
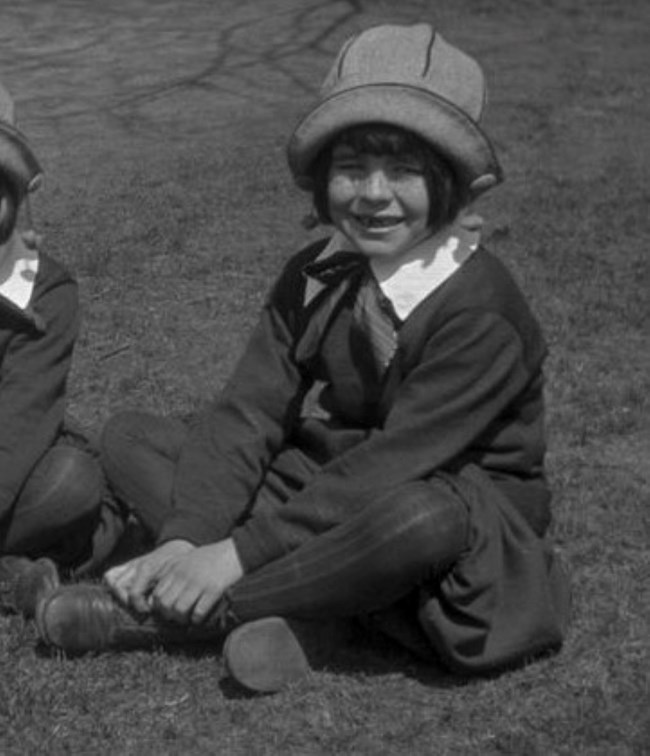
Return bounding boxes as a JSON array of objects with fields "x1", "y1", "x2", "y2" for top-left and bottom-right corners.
[
  {"x1": 327, "y1": 144, "x2": 431, "y2": 260},
  {"x1": 0, "y1": 178, "x2": 18, "y2": 246}
]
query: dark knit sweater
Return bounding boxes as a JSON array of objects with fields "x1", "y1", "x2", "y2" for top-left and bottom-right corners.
[{"x1": 159, "y1": 240, "x2": 550, "y2": 571}]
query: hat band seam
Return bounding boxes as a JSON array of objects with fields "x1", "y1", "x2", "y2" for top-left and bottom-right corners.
[{"x1": 289, "y1": 84, "x2": 499, "y2": 178}]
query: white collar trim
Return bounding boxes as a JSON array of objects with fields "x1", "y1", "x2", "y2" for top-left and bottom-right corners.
[
  {"x1": 0, "y1": 235, "x2": 39, "y2": 310},
  {"x1": 304, "y1": 213, "x2": 482, "y2": 318}
]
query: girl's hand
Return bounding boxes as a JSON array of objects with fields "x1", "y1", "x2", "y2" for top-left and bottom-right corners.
[
  {"x1": 104, "y1": 539, "x2": 195, "y2": 614},
  {"x1": 149, "y1": 538, "x2": 244, "y2": 625}
]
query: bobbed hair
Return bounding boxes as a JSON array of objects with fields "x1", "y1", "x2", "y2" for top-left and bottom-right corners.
[{"x1": 309, "y1": 123, "x2": 468, "y2": 234}]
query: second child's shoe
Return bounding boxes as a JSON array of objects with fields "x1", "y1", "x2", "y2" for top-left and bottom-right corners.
[
  {"x1": 0, "y1": 556, "x2": 60, "y2": 618},
  {"x1": 14, "y1": 557, "x2": 61, "y2": 619},
  {"x1": 223, "y1": 617, "x2": 313, "y2": 693},
  {"x1": 36, "y1": 584, "x2": 223, "y2": 655}
]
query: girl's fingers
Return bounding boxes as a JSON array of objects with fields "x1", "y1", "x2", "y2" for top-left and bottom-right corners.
[
  {"x1": 190, "y1": 590, "x2": 221, "y2": 625},
  {"x1": 151, "y1": 578, "x2": 197, "y2": 624},
  {"x1": 104, "y1": 563, "x2": 138, "y2": 603},
  {"x1": 104, "y1": 562, "x2": 132, "y2": 586},
  {"x1": 128, "y1": 573, "x2": 155, "y2": 614}
]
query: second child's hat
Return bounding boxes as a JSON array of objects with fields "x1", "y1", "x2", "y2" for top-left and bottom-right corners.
[
  {"x1": 0, "y1": 81, "x2": 42, "y2": 196},
  {"x1": 288, "y1": 23, "x2": 502, "y2": 197}
]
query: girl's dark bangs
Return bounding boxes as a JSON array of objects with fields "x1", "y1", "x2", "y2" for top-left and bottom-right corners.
[{"x1": 336, "y1": 124, "x2": 425, "y2": 157}]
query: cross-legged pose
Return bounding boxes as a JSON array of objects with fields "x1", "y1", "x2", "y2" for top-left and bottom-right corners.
[
  {"x1": 0, "y1": 81, "x2": 127, "y2": 617},
  {"x1": 36, "y1": 23, "x2": 570, "y2": 692}
]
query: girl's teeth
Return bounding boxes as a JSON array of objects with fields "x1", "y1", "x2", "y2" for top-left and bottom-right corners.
[{"x1": 359, "y1": 217, "x2": 400, "y2": 228}]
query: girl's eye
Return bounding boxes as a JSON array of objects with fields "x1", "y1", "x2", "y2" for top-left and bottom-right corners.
[
  {"x1": 330, "y1": 159, "x2": 364, "y2": 173},
  {"x1": 392, "y1": 161, "x2": 424, "y2": 176}
]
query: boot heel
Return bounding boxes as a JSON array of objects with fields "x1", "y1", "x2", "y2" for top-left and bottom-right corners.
[{"x1": 224, "y1": 617, "x2": 311, "y2": 693}]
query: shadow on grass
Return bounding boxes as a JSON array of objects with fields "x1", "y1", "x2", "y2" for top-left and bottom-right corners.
[
  {"x1": 214, "y1": 621, "x2": 468, "y2": 699},
  {"x1": 32, "y1": 616, "x2": 466, "y2": 699}
]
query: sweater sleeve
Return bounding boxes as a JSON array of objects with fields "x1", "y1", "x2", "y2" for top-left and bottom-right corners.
[
  {"x1": 231, "y1": 308, "x2": 540, "y2": 570},
  {"x1": 157, "y1": 274, "x2": 308, "y2": 546},
  {"x1": 0, "y1": 266, "x2": 78, "y2": 520}
]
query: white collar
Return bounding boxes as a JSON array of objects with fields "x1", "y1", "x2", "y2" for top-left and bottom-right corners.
[
  {"x1": 305, "y1": 212, "x2": 482, "y2": 319},
  {"x1": 0, "y1": 234, "x2": 39, "y2": 310}
]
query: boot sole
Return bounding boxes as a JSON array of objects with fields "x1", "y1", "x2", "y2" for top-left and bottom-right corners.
[{"x1": 224, "y1": 616, "x2": 311, "y2": 693}]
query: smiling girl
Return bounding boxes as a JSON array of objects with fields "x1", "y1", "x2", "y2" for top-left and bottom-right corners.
[
  {"x1": 36, "y1": 23, "x2": 570, "y2": 693},
  {"x1": 319, "y1": 127, "x2": 451, "y2": 260}
]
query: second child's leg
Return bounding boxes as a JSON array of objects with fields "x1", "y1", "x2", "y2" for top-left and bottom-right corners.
[
  {"x1": 0, "y1": 443, "x2": 103, "y2": 616},
  {"x1": 0, "y1": 444, "x2": 103, "y2": 560}
]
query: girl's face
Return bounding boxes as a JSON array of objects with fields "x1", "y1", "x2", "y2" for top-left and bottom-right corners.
[{"x1": 327, "y1": 144, "x2": 431, "y2": 260}]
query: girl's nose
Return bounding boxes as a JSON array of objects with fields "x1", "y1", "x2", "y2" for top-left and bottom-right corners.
[{"x1": 360, "y1": 169, "x2": 391, "y2": 201}]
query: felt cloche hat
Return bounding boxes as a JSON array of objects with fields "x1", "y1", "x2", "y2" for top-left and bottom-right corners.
[
  {"x1": 0, "y1": 80, "x2": 42, "y2": 196},
  {"x1": 287, "y1": 23, "x2": 502, "y2": 197}
]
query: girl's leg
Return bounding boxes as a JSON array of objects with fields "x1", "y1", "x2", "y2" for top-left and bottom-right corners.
[
  {"x1": 35, "y1": 477, "x2": 469, "y2": 667},
  {"x1": 227, "y1": 475, "x2": 469, "y2": 622},
  {"x1": 100, "y1": 411, "x2": 188, "y2": 539},
  {"x1": 221, "y1": 477, "x2": 468, "y2": 691}
]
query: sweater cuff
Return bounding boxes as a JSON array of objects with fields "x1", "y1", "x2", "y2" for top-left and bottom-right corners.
[
  {"x1": 230, "y1": 518, "x2": 286, "y2": 573},
  {"x1": 156, "y1": 515, "x2": 216, "y2": 548}
]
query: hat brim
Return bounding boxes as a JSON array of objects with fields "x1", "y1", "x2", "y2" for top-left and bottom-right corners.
[
  {"x1": 287, "y1": 84, "x2": 502, "y2": 197},
  {"x1": 0, "y1": 122, "x2": 42, "y2": 194}
]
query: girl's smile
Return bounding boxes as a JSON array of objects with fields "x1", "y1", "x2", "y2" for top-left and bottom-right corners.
[
  {"x1": 327, "y1": 146, "x2": 431, "y2": 259},
  {"x1": 351, "y1": 213, "x2": 405, "y2": 230}
]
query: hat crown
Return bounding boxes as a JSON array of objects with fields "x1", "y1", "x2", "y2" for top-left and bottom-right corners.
[
  {"x1": 322, "y1": 24, "x2": 486, "y2": 123},
  {"x1": 287, "y1": 22, "x2": 502, "y2": 197}
]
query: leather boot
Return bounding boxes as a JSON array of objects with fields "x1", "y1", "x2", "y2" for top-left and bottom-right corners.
[{"x1": 36, "y1": 583, "x2": 225, "y2": 655}]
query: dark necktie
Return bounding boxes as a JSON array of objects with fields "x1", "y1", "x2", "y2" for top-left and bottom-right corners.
[
  {"x1": 301, "y1": 249, "x2": 399, "y2": 374},
  {"x1": 353, "y1": 269, "x2": 399, "y2": 373}
]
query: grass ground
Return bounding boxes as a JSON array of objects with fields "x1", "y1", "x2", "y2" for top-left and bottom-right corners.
[{"x1": 1, "y1": 0, "x2": 648, "y2": 753}]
